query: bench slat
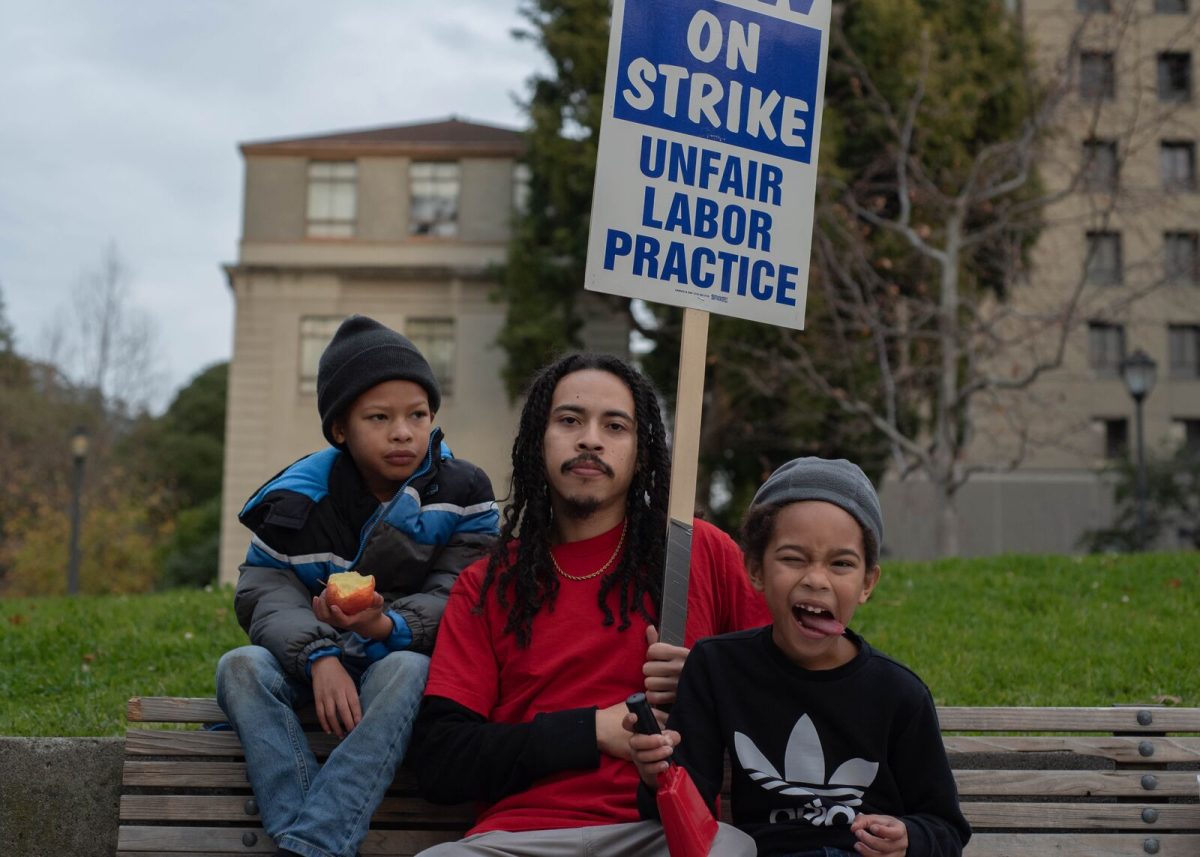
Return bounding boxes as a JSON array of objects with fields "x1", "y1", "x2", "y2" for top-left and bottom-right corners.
[
  {"x1": 119, "y1": 793, "x2": 1197, "y2": 832},
  {"x1": 116, "y1": 828, "x2": 1200, "y2": 857},
  {"x1": 953, "y1": 768, "x2": 1200, "y2": 797},
  {"x1": 125, "y1": 728, "x2": 244, "y2": 756},
  {"x1": 118, "y1": 826, "x2": 468, "y2": 855},
  {"x1": 126, "y1": 761, "x2": 1200, "y2": 799},
  {"x1": 120, "y1": 794, "x2": 472, "y2": 826},
  {"x1": 944, "y1": 735, "x2": 1200, "y2": 763},
  {"x1": 126, "y1": 709, "x2": 1200, "y2": 763},
  {"x1": 118, "y1": 826, "x2": 273, "y2": 854},
  {"x1": 123, "y1": 760, "x2": 249, "y2": 788},
  {"x1": 125, "y1": 728, "x2": 336, "y2": 758},
  {"x1": 116, "y1": 853, "x2": 273, "y2": 857},
  {"x1": 128, "y1": 728, "x2": 1200, "y2": 765},
  {"x1": 961, "y1": 801, "x2": 1200, "y2": 829},
  {"x1": 938, "y1": 706, "x2": 1200, "y2": 733},
  {"x1": 122, "y1": 759, "x2": 422, "y2": 791},
  {"x1": 963, "y1": 833, "x2": 1200, "y2": 856},
  {"x1": 128, "y1": 697, "x2": 228, "y2": 724}
]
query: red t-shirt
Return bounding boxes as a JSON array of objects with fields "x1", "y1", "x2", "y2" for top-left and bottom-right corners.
[{"x1": 423, "y1": 517, "x2": 770, "y2": 834}]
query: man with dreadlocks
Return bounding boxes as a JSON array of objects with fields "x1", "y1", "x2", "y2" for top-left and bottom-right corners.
[{"x1": 412, "y1": 352, "x2": 768, "y2": 856}]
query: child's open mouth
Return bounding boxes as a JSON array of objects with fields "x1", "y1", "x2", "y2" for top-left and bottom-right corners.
[{"x1": 791, "y1": 603, "x2": 846, "y2": 637}]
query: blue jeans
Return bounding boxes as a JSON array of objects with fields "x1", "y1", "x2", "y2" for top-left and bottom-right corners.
[{"x1": 216, "y1": 645, "x2": 429, "y2": 857}]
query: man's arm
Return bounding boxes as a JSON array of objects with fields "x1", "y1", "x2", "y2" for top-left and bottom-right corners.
[
  {"x1": 635, "y1": 641, "x2": 726, "y2": 820},
  {"x1": 412, "y1": 696, "x2": 598, "y2": 804},
  {"x1": 640, "y1": 522, "x2": 768, "y2": 705}
]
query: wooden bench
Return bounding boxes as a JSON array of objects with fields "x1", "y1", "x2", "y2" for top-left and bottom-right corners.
[{"x1": 119, "y1": 698, "x2": 1200, "y2": 856}]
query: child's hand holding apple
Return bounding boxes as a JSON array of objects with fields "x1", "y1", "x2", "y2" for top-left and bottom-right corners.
[{"x1": 313, "y1": 571, "x2": 391, "y2": 639}]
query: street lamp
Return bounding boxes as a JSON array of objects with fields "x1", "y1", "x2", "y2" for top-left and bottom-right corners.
[
  {"x1": 67, "y1": 426, "x2": 89, "y2": 595},
  {"x1": 1119, "y1": 349, "x2": 1157, "y2": 549}
]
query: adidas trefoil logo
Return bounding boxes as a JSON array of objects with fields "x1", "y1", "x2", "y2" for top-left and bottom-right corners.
[{"x1": 735, "y1": 714, "x2": 879, "y2": 826}]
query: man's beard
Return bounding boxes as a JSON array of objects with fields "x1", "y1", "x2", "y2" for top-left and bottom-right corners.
[
  {"x1": 560, "y1": 494, "x2": 603, "y2": 520},
  {"x1": 556, "y1": 453, "x2": 614, "y2": 519}
]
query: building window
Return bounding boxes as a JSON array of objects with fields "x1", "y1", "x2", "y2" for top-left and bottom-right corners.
[
  {"x1": 1165, "y1": 232, "x2": 1200, "y2": 285},
  {"x1": 1168, "y1": 324, "x2": 1200, "y2": 378},
  {"x1": 1084, "y1": 231, "x2": 1123, "y2": 285},
  {"x1": 298, "y1": 316, "x2": 345, "y2": 394},
  {"x1": 409, "y1": 162, "x2": 460, "y2": 237},
  {"x1": 1175, "y1": 418, "x2": 1200, "y2": 453},
  {"x1": 1097, "y1": 417, "x2": 1129, "y2": 459},
  {"x1": 1088, "y1": 322, "x2": 1126, "y2": 375},
  {"x1": 1160, "y1": 141, "x2": 1197, "y2": 190},
  {"x1": 1082, "y1": 140, "x2": 1118, "y2": 191},
  {"x1": 306, "y1": 162, "x2": 357, "y2": 238},
  {"x1": 1156, "y1": 0, "x2": 1189, "y2": 12},
  {"x1": 1080, "y1": 52, "x2": 1115, "y2": 100},
  {"x1": 1077, "y1": 0, "x2": 1111, "y2": 10},
  {"x1": 405, "y1": 317, "x2": 455, "y2": 398},
  {"x1": 513, "y1": 163, "x2": 532, "y2": 215},
  {"x1": 1157, "y1": 52, "x2": 1192, "y2": 102}
]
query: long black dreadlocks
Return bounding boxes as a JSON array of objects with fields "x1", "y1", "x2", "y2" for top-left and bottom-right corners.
[{"x1": 475, "y1": 353, "x2": 672, "y2": 647}]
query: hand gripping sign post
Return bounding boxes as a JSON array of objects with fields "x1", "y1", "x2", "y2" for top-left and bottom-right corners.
[{"x1": 584, "y1": 0, "x2": 830, "y2": 646}]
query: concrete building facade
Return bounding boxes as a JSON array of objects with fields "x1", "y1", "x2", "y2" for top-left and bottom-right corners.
[{"x1": 880, "y1": 0, "x2": 1200, "y2": 558}]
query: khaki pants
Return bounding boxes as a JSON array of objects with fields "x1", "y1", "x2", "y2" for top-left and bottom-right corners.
[{"x1": 415, "y1": 819, "x2": 755, "y2": 857}]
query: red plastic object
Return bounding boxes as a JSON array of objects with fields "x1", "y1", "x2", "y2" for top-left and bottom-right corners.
[{"x1": 657, "y1": 764, "x2": 718, "y2": 857}]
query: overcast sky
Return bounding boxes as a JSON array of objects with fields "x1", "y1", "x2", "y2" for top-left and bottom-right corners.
[{"x1": 0, "y1": 1, "x2": 541, "y2": 412}]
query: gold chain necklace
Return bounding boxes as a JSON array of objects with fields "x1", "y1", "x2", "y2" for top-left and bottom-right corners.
[{"x1": 551, "y1": 521, "x2": 628, "y2": 581}]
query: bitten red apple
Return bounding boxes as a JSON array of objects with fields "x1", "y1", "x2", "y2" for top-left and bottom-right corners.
[{"x1": 325, "y1": 571, "x2": 376, "y2": 615}]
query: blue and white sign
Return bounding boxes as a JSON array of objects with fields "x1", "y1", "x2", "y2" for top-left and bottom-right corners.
[{"x1": 585, "y1": 0, "x2": 830, "y2": 329}]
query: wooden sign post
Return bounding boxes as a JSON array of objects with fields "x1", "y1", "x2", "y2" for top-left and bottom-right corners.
[{"x1": 659, "y1": 308, "x2": 710, "y2": 645}]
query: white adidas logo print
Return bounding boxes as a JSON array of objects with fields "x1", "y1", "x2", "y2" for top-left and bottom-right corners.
[{"x1": 735, "y1": 714, "x2": 879, "y2": 826}]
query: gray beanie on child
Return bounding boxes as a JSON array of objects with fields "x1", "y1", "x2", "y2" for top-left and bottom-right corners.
[
  {"x1": 750, "y1": 457, "x2": 883, "y2": 549},
  {"x1": 316, "y1": 315, "x2": 441, "y2": 446}
]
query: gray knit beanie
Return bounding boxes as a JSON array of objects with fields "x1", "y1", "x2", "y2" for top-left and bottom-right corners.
[
  {"x1": 316, "y1": 315, "x2": 441, "y2": 446},
  {"x1": 750, "y1": 457, "x2": 883, "y2": 550}
]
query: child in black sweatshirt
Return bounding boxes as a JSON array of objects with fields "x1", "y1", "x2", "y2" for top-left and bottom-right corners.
[{"x1": 627, "y1": 457, "x2": 970, "y2": 857}]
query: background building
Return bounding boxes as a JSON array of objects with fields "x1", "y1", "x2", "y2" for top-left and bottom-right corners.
[
  {"x1": 217, "y1": 118, "x2": 625, "y2": 584},
  {"x1": 880, "y1": 0, "x2": 1200, "y2": 557}
]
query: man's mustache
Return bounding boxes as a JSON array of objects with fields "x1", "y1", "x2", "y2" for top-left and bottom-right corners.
[{"x1": 561, "y1": 453, "x2": 614, "y2": 477}]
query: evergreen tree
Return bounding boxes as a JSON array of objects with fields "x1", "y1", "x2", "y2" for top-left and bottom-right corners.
[
  {"x1": 496, "y1": 0, "x2": 613, "y2": 395},
  {"x1": 119, "y1": 362, "x2": 228, "y2": 588}
]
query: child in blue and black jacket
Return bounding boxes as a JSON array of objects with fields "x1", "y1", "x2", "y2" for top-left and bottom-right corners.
[{"x1": 216, "y1": 314, "x2": 498, "y2": 857}]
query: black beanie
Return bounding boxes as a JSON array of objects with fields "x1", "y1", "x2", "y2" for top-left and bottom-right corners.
[{"x1": 316, "y1": 315, "x2": 441, "y2": 445}]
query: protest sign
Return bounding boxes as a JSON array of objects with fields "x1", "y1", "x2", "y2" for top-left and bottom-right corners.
[{"x1": 585, "y1": 0, "x2": 830, "y2": 330}]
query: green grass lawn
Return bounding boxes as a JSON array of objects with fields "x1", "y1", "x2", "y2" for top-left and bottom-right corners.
[
  {"x1": 1, "y1": 587, "x2": 246, "y2": 736},
  {"x1": 856, "y1": 552, "x2": 1199, "y2": 707},
  {"x1": 1, "y1": 551, "x2": 1197, "y2": 736}
]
